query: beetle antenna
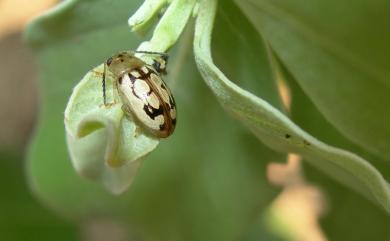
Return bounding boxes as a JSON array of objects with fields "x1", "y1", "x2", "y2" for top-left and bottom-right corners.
[
  {"x1": 102, "y1": 63, "x2": 107, "y2": 105},
  {"x1": 134, "y1": 50, "x2": 168, "y2": 57}
]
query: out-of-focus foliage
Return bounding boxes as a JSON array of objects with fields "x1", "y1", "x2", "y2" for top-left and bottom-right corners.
[{"x1": 0, "y1": 151, "x2": 78, "y2": 241}]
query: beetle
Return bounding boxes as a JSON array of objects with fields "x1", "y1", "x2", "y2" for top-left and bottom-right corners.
[{"x1": 102, "y1": 50, "x2": 176, "y2": 138}]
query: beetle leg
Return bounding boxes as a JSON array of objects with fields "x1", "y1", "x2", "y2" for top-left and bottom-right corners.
[
  {"x1": 102, "y1": 63, "x2": 107, "y2": 105},
  {"x1": 121, "y1": 104, "x2": 133, "y2": 117},
  {"x1": 100, "y1": 63, "x2": 119, "y2": 107}
]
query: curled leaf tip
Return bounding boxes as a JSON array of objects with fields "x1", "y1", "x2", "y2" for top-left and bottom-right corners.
[
  {"x1": 128, "y1": 0, "x2": 168, "y2": 32},
  {"x1": 65, "y1": 65, "x2": 159, "y2": 194}
]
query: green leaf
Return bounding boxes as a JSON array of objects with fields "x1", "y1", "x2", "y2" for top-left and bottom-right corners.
[
  {"x1": 235, "y1": 0, "x2": 390, "y2": 160},
  {"x1": 193, "y1": 0, "x2": 390, "y2": 213},
  {"x1": 25, "y1": 1, "x2": 283, "y2": 241}
]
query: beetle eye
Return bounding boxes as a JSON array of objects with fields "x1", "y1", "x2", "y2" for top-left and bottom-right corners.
[
  {"x1": 153, "y1": 60, "x2": 161, "y2": 72},
  {"x1": 161, "y1": 55, "x2": 168, "y2": 62},
  {"x1": 106, "y1": 57, "x2": 113, "y2": 66}
]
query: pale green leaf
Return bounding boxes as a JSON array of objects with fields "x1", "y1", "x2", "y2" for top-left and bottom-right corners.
[{"x1": 128, "y1": 0, "x2": 168, "y2": 33}]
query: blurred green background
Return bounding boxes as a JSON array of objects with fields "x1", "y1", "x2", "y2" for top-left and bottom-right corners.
[{"x1": 1, "y1": 1, "x2": 389, "y2": 241}]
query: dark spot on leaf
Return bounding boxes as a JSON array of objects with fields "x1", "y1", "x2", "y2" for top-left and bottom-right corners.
[{"x1": 303, "y1": 140, "x2": 311, "y2": 146}]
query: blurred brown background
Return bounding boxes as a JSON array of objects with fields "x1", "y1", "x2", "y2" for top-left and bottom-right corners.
[{"x1": 0, "y1": 0, "x2": 55, "y2": 149}]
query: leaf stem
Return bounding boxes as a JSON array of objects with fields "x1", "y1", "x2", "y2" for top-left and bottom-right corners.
[
  {"x1": 134, "y1": 0, "x2": 197, "y2": 52},
  {"x1": 129, "y1": 0, "x2": 168, "y2": 32}
]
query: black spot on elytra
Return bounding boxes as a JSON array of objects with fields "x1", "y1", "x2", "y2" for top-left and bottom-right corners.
[
  {"x1": 118, "y1": 76, "x2": 123, "y2": 84},
  {"x1": 159, "y1": 122, "x2": 166, "y2": 131},
  {"x1": 135, "y1": 67, "x2": 152, "y2": 79},
  {"x1": 143, "y1": 104, "x2": 164, "y2": 120},
  {"x1": 128, "y1": 73, "x2": 136, "y2": 82},
  {"x1": 285, "y1": 134, "x2": 291, "y2": 139},
  {"x1": 172, "y1": 118, "x2": 176, "y2": 125}
]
